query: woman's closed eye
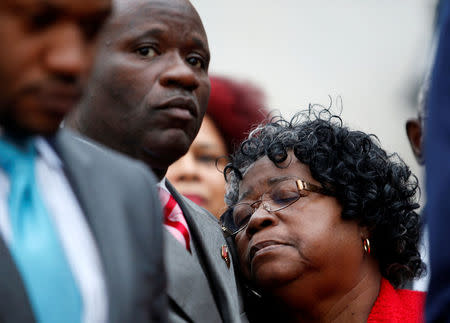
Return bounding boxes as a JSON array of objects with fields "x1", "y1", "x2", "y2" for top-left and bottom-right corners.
[
  {"x1": 233, "y1": 205, "x2": 253, "y2": 227},
  {"x1": 270, "y1": 190, "x2": 301, "y2": 206}
]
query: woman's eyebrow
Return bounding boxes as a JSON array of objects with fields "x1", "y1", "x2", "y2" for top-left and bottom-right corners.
[
  {"x1": 267, "y1": 176, "x2": 293, "y2": 185},
  {"x1": 238, "y1": 190, "x2": 251, "y2": 202}
]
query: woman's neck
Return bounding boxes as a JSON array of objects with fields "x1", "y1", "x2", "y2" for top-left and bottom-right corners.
[{"x1": 272, "y1": 258, "x2": 382, "y2": 323}]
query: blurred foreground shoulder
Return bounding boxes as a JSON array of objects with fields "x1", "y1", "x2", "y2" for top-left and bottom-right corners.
[{"x1": 55, "y1": 128, "x2": 167, "y2": 322}]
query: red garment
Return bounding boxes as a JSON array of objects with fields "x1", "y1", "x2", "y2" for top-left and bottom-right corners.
[
  {"x1": 158, "y1": 187, "x2": 191, "y2": 252},
  {"x1": 367, "y1": 278, "x2": 425, "y2": 323}
]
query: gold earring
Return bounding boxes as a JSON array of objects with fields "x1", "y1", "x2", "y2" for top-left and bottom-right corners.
[{"x1": 363, "y1": 238, "x2": 371, "y2": 255}]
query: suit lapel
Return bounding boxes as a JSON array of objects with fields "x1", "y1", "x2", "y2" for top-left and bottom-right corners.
[
  {"x1": 164, "y1": 231, "x2": 221, "y2": 322},
  {"x1": 0, "y1": 237, "x2": 36, "y2": 322},
  {"x1": 167, "y1": 181, "x2": 241, "y2": 323},
  {"x1": 53, "y1": 130, "x2": 125, "y2": 323}
]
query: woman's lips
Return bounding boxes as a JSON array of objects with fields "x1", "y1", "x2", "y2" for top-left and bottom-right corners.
[
  {"x1": 249, "y1": 240, "x2": 287, "y2": 262},
  {"x1": 183, "y1": 194, "x2": 206, "y2": 206}
]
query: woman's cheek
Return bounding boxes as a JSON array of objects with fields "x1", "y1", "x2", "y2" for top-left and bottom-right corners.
[{"x1": 236, "y1": 236, "x2": 251, "y2": 278}]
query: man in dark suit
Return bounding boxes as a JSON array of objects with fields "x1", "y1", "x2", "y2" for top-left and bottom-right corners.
[
  {"x1": 0, "y1": 0, "x2": 167, "y2": 322},
  {"x1": 425, "y1": 0, "x2": 450, "y2": 321},
  {"x1": 67, "y1": 0, "x2": 246, "y2": 321}
]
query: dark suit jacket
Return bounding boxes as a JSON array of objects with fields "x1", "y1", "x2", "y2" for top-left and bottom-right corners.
[
  {"x1": 0, "y1": 129, "x2": 167, "y2": 322},
  {"x1": 425, "y1": 1, "x2": 450, "y2": 321},
  {"x1": 165, "y1": 181, "x2": 247, "y2": 323}
]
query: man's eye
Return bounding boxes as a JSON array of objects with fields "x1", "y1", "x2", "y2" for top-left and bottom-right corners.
[
  {"x1": 135, "y1": 46, "x2": 158, "y2": 58},
  {"x1": 30, "y1": 11, "x2": 58, "y2": 30},
  {"x1": 186, "y1": 56, "x2": 205, "y2": 69},
  {"x1": 81, "y1": 21, "x2": 103, "y2": 40}
]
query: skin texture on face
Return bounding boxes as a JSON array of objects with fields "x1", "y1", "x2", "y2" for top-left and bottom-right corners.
[
  {"x1": 234, "y1": 153, "x2": 380, "y2": 322},
  {"x1": 166, "y1": 115, "x2": 228, "y2": 218},
  {"x1": 69, "y1": 0, "x2": 210, "y2": 179},
  {"x1": 0, "y1": 0, "x2": 111, "y2": 136}
]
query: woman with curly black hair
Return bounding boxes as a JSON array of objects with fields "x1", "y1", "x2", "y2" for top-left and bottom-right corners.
[{"x1": 220, "y1": 108, "x2": 426, "y2": 322}]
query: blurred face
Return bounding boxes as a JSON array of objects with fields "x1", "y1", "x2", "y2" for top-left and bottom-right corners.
[
  {"x1": 234, "y1": 153, "x2": 366, "y2": 302},
  {"x1": 0, "y1": 0, "x2": 111, "y2": 135},
  {"x1": 406, "y1": 117, "x2": 424, "y2": 165},
  {"x1": 75, "y1": 0, "x2": 210, "y2": 177},
  {"x1": 167, "y1": 116, "x2": 228, "y2": 218}
]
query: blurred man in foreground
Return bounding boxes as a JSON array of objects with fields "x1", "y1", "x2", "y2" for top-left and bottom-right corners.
[{"x1": 0, "y1": 0, "x2": 166, "y2": 322}]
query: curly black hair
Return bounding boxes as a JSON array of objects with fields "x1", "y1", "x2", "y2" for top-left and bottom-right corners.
[{"x1": 224, "y1": 106, "x2": 425, "y2": 288}]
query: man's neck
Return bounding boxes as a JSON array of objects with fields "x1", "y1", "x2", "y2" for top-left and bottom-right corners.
[{"x1": 66, "y1": 108, "x2": 170, "y2": 181}]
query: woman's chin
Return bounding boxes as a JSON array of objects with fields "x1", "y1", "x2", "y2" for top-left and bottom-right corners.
[{"x1": 251, "y1": 264, "x2": 302, "y2": 290}]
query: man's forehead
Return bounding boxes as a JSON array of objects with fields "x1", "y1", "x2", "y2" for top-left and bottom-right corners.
[
  {"x1": 114, "y1": 0, "x2": 195, "y2": 15},
  {"x1": 108, "y1": 0, "x2": 207, "y2": 44},
  {"x1": 1, "y1": 0, "x2": 111, "y2": 15}
]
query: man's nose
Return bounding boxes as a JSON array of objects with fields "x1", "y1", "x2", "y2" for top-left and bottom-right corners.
[
  {"x1": 44, "y1": 23, "x2": 92, "y2": 81},
  {"x1": 159, "y1": 52, "x2": 200, "y2": 92}
]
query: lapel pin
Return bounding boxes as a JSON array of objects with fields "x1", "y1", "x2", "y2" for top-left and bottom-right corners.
[{"x1": 221, "y1": 244, "x2": 230, "y2": 268}]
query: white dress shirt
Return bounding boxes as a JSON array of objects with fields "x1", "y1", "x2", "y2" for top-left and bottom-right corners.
[{"x1": 0, "y1": 137, "x2": 108, "y2": 323}]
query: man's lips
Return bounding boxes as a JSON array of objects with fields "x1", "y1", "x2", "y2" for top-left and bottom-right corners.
[
  {"x1": 249, "y1": 240, "x2": 288, "y2": 261},
  {"x1": 155, "y1": 96, "x2": 198, "y2": 118},
  {"x1": 38, "y1": 85, "x2": 82, "y2": 115}
]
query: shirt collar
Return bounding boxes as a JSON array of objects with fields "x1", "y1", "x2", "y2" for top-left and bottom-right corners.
[
  {"x1": 158, "y1": 177, "x2": 169, "y2": 192},
  {"x1": 0, "y1": 129, "x2": 61, "y2": 169},
  {"x1": 35, "y1": 136, "x2": 62, "y2": 169}
]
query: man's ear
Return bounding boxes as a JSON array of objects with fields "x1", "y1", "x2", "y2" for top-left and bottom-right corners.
[{"x1": 406, "y1": 118, "x2": 424, "y2": 165}]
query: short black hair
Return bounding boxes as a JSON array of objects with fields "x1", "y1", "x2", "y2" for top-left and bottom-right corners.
[{"x1": 224, "y1": 106, "x2": 425, "y2": 288}]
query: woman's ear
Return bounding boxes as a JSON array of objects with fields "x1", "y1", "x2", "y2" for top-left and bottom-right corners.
[
  {"x1": 360, "y1": 226, "x2": 370, "y2": 239},
  {"x1": 360, "y1": 226, "x2": 371, "y2": 255}
]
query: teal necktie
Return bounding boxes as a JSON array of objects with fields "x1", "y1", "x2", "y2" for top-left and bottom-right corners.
[{"x1": 0, "y1": 138, "x2": 82, "y2": 323}]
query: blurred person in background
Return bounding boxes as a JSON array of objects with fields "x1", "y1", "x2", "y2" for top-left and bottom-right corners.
[
  {"x1": 221, "y1": 108, "x2": 426, "y2": 323},
  {"x1": 406, "y1": 80, "x2": 428, "y2": 166},
  {"x1": 167, "y1": 75, "x2": 268, "y2": 218},
  {"x1": 424, "y1": 0, "x2": 450, "y2": 321},
  {"x1": 405, "y1": 78, "x2": 430, "y2": 292}
]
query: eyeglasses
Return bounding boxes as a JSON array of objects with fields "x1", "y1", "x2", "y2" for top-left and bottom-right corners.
[{"x1": 220, "y1": 178, "x2": 333, "y2": 237}]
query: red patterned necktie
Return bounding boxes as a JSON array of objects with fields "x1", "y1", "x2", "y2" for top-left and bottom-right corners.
[{"x1": 158, "y1": 187, "x2": 191, "y2": 252}]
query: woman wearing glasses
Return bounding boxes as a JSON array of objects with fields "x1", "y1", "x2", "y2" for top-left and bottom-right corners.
[{"x1": 221, "y1": 108, "x2": 426, "y2": 322}]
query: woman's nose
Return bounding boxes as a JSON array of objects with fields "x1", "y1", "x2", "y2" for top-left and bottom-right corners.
[
  {"x1": 244, "y1": 206, "x2": 278, "y2": 237},
  {"x1": 171, "y1": 152, "x2": 200, "y2": 182}
]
